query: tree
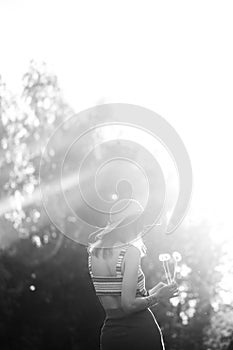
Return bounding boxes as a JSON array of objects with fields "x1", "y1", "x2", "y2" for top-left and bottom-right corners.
[
  {"x1": 142, "y1": 219, "x2": 223, "y2": 350},
  {"x1": 0, "y1": 61, "x2": 74, "y2": 240}
]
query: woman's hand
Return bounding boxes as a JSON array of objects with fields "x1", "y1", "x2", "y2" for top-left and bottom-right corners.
[{"x1": 156, "y1": 282, "x2": 179, "y2": 301}]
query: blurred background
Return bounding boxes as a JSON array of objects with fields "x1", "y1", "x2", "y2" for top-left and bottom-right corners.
[{"x1": 0, "y1": 1, "x2": 233, "y2": 349}]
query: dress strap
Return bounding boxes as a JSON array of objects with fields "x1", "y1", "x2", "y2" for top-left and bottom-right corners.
[
  {"x1": 115, "y1": 247, "x2": 128, "y2": 277},
  {"x1": 88, "y1": 251, "x2": 93, "y2": 278}
]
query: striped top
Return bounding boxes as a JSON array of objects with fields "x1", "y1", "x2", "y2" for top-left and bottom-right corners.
[{"x1": 88, "y1": 245, "x2": 148, "y2": 297}]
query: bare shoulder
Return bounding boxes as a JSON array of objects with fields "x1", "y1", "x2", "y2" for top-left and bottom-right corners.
[
  {"x1": 124, "y1": 244, "x2": 141, "y2": 262},
  {"x1": 120, "y1": 245, "x2": 140, "y2": 276}
]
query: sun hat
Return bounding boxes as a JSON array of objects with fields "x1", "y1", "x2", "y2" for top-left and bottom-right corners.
[{"x1": 89, "y1": 198, "x2": 144, "y2": 242}]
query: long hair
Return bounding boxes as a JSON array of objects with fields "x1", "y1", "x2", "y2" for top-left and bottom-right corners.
[{"x1": 88, "y1": 217, "x2": 147, "y2": 258}]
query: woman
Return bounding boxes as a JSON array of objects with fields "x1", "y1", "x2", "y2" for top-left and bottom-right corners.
[{"x1": 88, "y1": 199, "x2": 178, "y2": 350}]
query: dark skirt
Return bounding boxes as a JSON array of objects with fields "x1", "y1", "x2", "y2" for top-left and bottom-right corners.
[{"x1": 100, "y1": 308, "x2": 165, "y2": 350}]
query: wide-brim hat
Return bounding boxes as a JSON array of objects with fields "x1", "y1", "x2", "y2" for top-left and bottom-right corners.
[{"x1": 89, "y1": 198, "x2": 144, "y2": 241}]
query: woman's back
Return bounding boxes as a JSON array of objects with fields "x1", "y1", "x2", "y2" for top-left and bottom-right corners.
[
  {"x1": 89, "y1": 246, "x2": 125, "y2": 310},
  {"x1": 88, "y1": 243, "x2": 147, "y2": 311}
]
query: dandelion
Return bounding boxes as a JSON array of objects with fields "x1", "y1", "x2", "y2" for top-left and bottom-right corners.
[
  {"x1": 172, "y1": 251, "x2": 182, "y2": 281},
  {"x1": 159, "y1": 253, "x2": 172, "y2": 284}
]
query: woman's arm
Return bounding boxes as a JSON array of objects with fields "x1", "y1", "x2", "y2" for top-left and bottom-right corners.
[
  {"x1": 121, "y1": 246, "x2": 177, "y2": 314},
  {"x1": 121, "y1": 245, "x2": 153, "y2": 313}
]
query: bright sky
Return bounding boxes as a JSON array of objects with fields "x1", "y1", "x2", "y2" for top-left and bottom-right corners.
[{"x1": 0, "y1": 0, "x2": 233, "y2": 241}]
